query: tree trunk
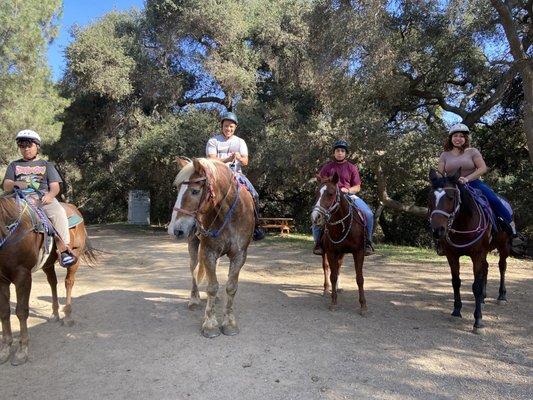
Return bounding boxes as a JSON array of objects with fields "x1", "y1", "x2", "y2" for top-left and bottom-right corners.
[
  {"x1": 520, "y1": 63, "x2": 533, "y2": 163},
  {"x1": 374, "y1": 158, "x2": 428, "y2": 217}
]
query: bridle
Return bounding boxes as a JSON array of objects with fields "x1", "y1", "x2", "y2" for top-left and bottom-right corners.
[
  {"x1": 173, "y1": 175, "x2": 240, "y2": 238},
  {"x1": 313, "y1": 185, "x2": 363, "y2": 245},
  {"x1": 430, "y1": 184, "x2": 489, "y2": 248}
]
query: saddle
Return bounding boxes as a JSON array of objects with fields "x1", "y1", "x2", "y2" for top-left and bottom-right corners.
[{"x1": 13, "y1": 190, "x2": 84, "y2": 271}]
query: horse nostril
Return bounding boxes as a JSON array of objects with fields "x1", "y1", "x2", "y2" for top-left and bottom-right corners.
[
  {"x1": 432, "y1": 227, "x2": 444, "y2": 239},
  {"x1": 174, "y1": 229, "x2": 184, "y2": 238}
]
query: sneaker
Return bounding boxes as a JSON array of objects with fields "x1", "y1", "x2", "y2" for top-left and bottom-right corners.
[
  {"x1": 313, "y1": 242, "x2": 323, "y2": 255},
  {"x1": 59, "y1": 251, "x2": 77, "y2": 268},
  {"x1": 253, "y1": 227, "x2": 265, "y2": 241},
  {"x1": 364, "y1": 241, "x2": 375, "y2": 256}
]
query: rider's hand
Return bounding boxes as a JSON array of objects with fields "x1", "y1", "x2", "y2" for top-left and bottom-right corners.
[
  {"x1": 41, "y1": 193, "x2": 54, "y2": 205},
  {"x1": 234, "y1": 152, "x2": 242, "y2": 161},
  {"x1": 340, "y1": 187, "x2": 350, "y2": 193},
  {"x1": 458, "y1": 177, "x2": 469, "y2": 184}
]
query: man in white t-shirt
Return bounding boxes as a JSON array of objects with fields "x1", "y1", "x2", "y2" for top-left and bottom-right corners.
[{"x1": 206, "y1": 112, "x2": 265, "y2": 240}]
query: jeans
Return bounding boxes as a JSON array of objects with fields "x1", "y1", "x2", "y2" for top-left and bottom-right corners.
[
  {"x1": 235, "y1": 173, "x2": 259, "y2": 201},
  {"x1": 312, "y1": 195, "x2": 374, "y2": 243},
  {"x1": 468, "y1": 180, "x2": 512, "y2": 223}
]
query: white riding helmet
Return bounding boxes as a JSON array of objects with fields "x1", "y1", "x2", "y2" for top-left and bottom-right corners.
[
  {"x1": 15, "y1": 129, "x2": 42, "y2": 145},
  {"x1": 448, "y1": 123, "x2": 469, "y2": 135}
]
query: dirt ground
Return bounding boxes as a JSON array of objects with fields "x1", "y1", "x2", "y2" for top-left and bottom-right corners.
[{"x1": 1, "y1": 225, "x2": 531, "y2": 400}]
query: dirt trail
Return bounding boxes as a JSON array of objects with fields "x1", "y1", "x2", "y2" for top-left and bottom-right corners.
[{"x1": 1, "y1": 225, "x2": 531, "y2": 399}]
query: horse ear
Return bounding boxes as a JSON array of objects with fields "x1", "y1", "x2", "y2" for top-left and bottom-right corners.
[
  {"x1": 429, "y1": 168, "x2": 438, "y2": 181},
  {"x1": 174, "y1": 156, "x2": 190, "y2": 169},
  {"x1": 451, "y1": 167, "x2": 462, "y2": 182},
  {"x1": 315, "y1": 174, "x2": 322, "y2": 183},
  {"x1": 192, "y1": 158, "x2": 206, "y2": 176},
  {"x1": 332, "y1": 172, "x2": 339, "y2": 184}
]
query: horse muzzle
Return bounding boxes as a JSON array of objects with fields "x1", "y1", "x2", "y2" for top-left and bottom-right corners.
[{"x1": 432, "y1": 226, "x2": 445, "y2": 240}]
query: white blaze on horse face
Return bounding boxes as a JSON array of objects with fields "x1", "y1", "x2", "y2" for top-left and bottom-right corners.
[
  {"x1": 434, "y1": 189, "x2": 445, "y2": 209},
  {"x1": 311, "y1": 186, "x2": 327, "y2": 224},
  {"x1": 167, "y1": 183, "x2": 189, "y2": 236}
]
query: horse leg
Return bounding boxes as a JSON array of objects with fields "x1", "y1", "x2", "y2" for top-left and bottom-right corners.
[
  {"x1": 326, "y1": 252, "x2": 340, "y2": 311},
  {"x1": 0, "y1": 282, "x2": 13, "y2": 364},
  {"x1": 187, "y1": 235, "x2": 202, "y2": 309},
  {"x1": 322, "y1": 254, "x2": 331, "y2": 296},
  {"x1": 353, "y1": 251, "x2": 367, "y2": 316},
  {"x1": 446, "y1": 254, "x2": 462, "y2": 318},
  {"x1": 481, "y1": 259, "x2": 489, "y2": 303},
  {"x1": 497, "y1": 237, "x2": 509, "y2": 302},
  {"x1": 63, "y1": 261, "x2": 80, "y2": 327},
  {"x1": 200, "y1": 252, "x2": 220, "y2": 338},
  {"x1": 42, "y1": 258, "x2": 60, "y2": 322},
  {"x1": 221, "y1": 251, "x2": 247, "y2": 336},
  {"x1": 12, "y1": 270, "x2": 31, "y2": 365},
  {"x1": 471, "y1": 254, "x2": 487, "y2": 333}
]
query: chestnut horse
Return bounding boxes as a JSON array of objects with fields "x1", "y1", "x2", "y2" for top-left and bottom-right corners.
[
  {"x1": 428, "y1": 168, "x2": 511, "y2": 333},
  {"x1": 0, "y1": 193, "x2": 95, "y2": 365},
  {"x1": 167, "y1": 157, "x2": 254, "y2": 338},
  {"x1": 311, "y1": 173, "x2": 367, "y2": 314}
]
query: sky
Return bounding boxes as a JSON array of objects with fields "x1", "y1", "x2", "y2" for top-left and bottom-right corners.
[{"x1": 47, "y1": 0, "x2": 145, "y2": 81}]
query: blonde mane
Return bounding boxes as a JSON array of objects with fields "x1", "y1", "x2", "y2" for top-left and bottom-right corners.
[{"x1": 173, "y1": 158, "x2": 228, "y2": 187}]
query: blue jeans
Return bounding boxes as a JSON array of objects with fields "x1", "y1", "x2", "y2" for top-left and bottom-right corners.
[
  {"x1": 312, "y1": 195, "x2": 374, "y2": 243},
  {"x1": 468, "y1": 180, "x2": 512, "y2": 223},
  {"x1": 235, "y1": 173, "x2": 259, "y2": 201}
]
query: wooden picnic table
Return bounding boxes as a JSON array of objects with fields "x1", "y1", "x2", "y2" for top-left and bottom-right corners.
[{"x1": 258, "y1": 217, "x2": 295, "y2": 235}]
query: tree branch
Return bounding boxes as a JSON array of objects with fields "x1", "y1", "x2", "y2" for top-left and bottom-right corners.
[
  {"x1": 491, "y1": 0, "x2": 528, "y2": 61},
  {"x1": 374, "y1": 157, "x2": 428, "y2": 217},
  {"x1": 175, "y1": 96, "x2": 227, "y2": 107}
]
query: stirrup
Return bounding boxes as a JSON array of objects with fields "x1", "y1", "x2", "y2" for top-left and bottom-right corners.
[{"x1": 364, "y1": 241, "x2": 375, "y2": 256}]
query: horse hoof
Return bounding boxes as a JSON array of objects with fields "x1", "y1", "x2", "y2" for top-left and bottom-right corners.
[
  {"x1": 0, "y1": 345, "x2": 11, "y2": 364},
  {"x1": 61, "y1": 318, "x2": 75, "y2": 327},
  {"x1": 187, "y1": 301, "x2": 200, "y2": 310},
  {"x1": 451, "y1": 310, "x2": 462, "y2": 318},
  {"x1": 221, "y1": 324, "x2": 239, "y2": 336},
  {"x1": 322, "y1": 290, "x2": 330, "y2": 297},
  {"x1": 11, "y1": 347, "x2": 28, "y2": 366},
  {"x1": 48, "y1": 314, "x2": 60, "y2": 323},
  {"x1": 358, "y1": 307, "x2": 368, "y2": 317},
  {"x1": 497, "y1": 296, "x2": 507, "y2": 303},
  {"x1": 337, "y1": 288, "x2": 343, "y2": 293},
  {"x1": 201, "y1": 327, "x2": 221, "y2": 338},
  {"x1": 472, "y1": 326, "x2": 485, "y2": 335},
  {"x1": 329, "y1": 304, "x2": 337, "y2": 312}
]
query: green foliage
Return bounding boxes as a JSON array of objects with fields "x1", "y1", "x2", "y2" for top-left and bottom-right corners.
[
  {"x1": 46, "y1": 0, "x2": 531, "y2": 248},
  {"x1": 0, "y1": 0, "x2": 67, "y2": 164}
]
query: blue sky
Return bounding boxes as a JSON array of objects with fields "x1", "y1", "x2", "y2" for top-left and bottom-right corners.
[{"x1": 47, "y1": 0, "x2": 145, "y2": 81}]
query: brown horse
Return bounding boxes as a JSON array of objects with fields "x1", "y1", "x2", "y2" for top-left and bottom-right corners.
[
  {"x1": 428, "y1": 168, "x2": 510, "y2": 333},
  {"x1": 311, "y1": 173, "x2": 367, "y2": 314},
  {"x1": 167, "y1": 157, "x2": 255, "y2": 338},
  {"x1": 0, "y1": 194, "x2": 94, "y2": 365}
]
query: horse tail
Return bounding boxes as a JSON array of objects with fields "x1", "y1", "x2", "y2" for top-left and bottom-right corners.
[
  {"x1": 79, "y1": 229, "x2": 101, "y2": 268},
  {"x1": 195, "y1": 262, "x2": 206, "y2": 284}
]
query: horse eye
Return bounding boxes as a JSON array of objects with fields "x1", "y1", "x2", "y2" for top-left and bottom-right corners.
[{"x1": 191, "y1": 189, "x2": 201, "y2": 195}]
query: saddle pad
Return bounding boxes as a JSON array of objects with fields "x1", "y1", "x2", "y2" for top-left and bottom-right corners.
[{"x1": 67, "y1": 214, "x2": 84, "y2": 228}]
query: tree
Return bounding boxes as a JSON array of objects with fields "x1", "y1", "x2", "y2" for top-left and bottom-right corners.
[{"x1": 0, "y1": 0, "x2": 67, "y2": 165}]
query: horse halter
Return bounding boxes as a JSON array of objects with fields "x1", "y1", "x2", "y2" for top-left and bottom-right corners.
[
  {"x1": 430, "y1": 184, "x2": 489, "y2": 248},
  {"x1": 173, "y1": 176, "x2": 211, "y2": 217},
  {"x1": 430, "y1": 186, "x2": 461, "y2": 230},
  {"x1": 313, "y1": 185, "x2": 341, "y2": 223}
]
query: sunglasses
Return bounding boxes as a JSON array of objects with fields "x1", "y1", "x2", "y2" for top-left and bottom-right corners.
[{"x1": 17, "y1": 141, "x2": 35, "y2": 149}]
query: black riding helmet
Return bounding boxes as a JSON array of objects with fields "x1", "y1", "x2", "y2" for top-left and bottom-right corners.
[{"x1": 333, "y1": 139, "x2": 349, "y2": 152}]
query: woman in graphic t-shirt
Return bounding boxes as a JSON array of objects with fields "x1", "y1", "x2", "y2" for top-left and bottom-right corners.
[{"x1": 438, "y1": 123, "x2": 516, "y2": 236}]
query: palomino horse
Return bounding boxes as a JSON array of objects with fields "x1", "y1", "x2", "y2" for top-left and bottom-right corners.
[
  {"x1": 167, "y1": 157, "x2": 254, "y2": 338},
  {"x1": 0, "y1": 193, "x2": 95, "y2": 365},
  {"x1": 428, "y1": 168, "x2": 510, "y2": 333},
  {"x1": 311, "y1": 173, "x2": 367, "y2": 314}
]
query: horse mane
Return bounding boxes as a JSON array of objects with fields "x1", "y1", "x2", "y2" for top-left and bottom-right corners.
[
  {"x1": 174, "y1": 158, "x2": 229, "y2": 187},
  {"x1": 0, "y1": 195, "x2": 21, "y2": 237},
  {"x1": 458, "y1": 184, "x2": 476, "y2": 215}
]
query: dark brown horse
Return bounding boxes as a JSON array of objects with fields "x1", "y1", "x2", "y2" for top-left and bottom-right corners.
[
  {"x1": 167, "y1": 157, "x2": 255, "y2": 338},
  {"x1": 0, "y1": 194, "x2": 94, "y2": 365},
  {"x1": 311, "y1": 173, "x2": 367, "y2": 314},
  {"x1": 428, "y1": 168, "x2": 510, "y2": 333}
]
